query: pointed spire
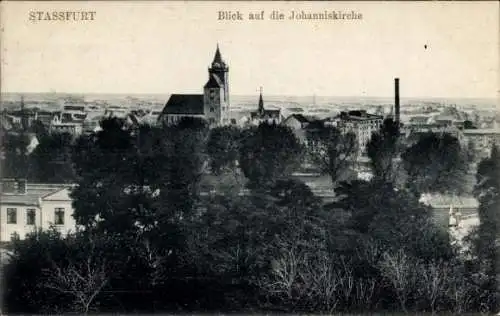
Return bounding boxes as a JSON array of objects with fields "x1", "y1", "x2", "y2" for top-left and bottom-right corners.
[
  {"x1": 258, "y1": 87, "x2": 264, "y2": 113},
  {"x1": 212, "y1": 43, "x2": 225, "y2": 68}
]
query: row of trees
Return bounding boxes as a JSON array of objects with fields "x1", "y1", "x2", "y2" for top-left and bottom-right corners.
[
  {"x1": 1, "y1": 131, "x2": 76, "y2": 183},
  {"x1": 2, "y1": 117, "x2": 471, "y2": 195},
  {"x1": 3, "y1": 117, "x2": 497, "y2": 313}
]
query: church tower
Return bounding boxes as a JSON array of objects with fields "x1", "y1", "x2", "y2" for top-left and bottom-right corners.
[
  {"x1": 204, "y1": 44, "x2": 230, "y2": 125},
  {"x1": 258, "y1": 87, "x2": 265, "y2": 115}
]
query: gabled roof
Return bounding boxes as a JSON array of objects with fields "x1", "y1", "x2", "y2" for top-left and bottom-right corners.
[
  {"x1": 161, "y1": 94, "x2": 204, "y2": 115},
  {"x1": 287, "y1": 114, "x2": 311, "y2": 124},
  {"x1": 204, "y1": 73, "x2": 223, "y2": 88},
  {"x1": 1, "y1": 182, "x2": 71, "y2": 206},
  {"x1": 42, "y1": 187, "x2": 72, "y2": 201}
]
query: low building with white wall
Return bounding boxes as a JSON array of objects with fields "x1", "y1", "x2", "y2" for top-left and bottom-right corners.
[
  {"x1": 419, "y1": 193, "x2": 479, "y2": 235},
  {"x1": 0, "y1": 179, "x2": 77, "y2": 242}
]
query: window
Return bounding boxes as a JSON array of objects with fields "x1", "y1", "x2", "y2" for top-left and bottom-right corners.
[
  {"x1": 26, "y1": 209, "x2": 36, "y2": 225},
  {"x1": 54, "y1": 208, "x2": 65, "y2": 225},
  {"x1": 7, "y1": 208, "x2": 17, "y2": 224},
  {"x1": 210, "y1": 107, "x2": 215, "y2": 112}
]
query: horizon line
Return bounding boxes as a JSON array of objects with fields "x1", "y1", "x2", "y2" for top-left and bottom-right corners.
[{"x1": 1, "y1": 92, "x2": 498, "y2": 101}]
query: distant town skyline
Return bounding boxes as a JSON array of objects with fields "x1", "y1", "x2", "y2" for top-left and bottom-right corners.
[{"x1": 1, "y1": 1, "x2": 498, "y2": 99}]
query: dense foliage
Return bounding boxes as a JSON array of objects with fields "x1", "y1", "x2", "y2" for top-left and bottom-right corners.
[
  {"x1": 467, "y1": 145, "x2": 500, "y2": 310},
  {"x1": 306, "y1": 124, "x2": 358, "y2": 185},
  {"x1": 366, "y1": 118, "x2": 400, "y2": 183},
  {"x1": 1, "y1": 132, "x2": 30, "y2": 179},
  {"x1": 401, "y1": 132, "x2": 469, "y2": 195},
  {"x1": 239, "y1": 123, "x2": 304, "y2": 188},
  {"x1": 2, "y1": 118, "x2": 497, "y2": 314}
]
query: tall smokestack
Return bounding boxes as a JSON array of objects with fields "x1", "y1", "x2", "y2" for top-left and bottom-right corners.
[{"x1": 394, "y1": 78, "x2": 400, "y2": 124}]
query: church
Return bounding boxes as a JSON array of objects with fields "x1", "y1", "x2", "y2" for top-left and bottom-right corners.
[
  {"x1": 249, "y1": 87, "x2": 282, "y2": 125},
  {"x1": 158, "y1": 45, "x2": 230, "y2": 126}
]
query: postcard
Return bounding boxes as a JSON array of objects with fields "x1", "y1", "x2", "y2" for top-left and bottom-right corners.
[{"x1": 1, "y1": 1, "x2": 499, "y2": 314}]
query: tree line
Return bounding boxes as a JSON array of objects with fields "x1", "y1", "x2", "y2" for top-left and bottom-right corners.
[{"x1": 2, "y1": 117, "x2": 498, "y2": 314}]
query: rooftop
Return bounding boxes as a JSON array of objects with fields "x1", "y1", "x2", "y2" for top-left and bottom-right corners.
[
  {"x1": 463, "y1": 129, "x2": 500, "y2": 135},
  {"x1": 338, "y1": 111, "x2": 383, "y2": 121},
  {"x1": 419, "y1": 193, "x2": 479, "y2": 209},
  {"x1": 61, "y1": 112, "x2": 86, "y2": 123},
  {"x1": 1, "y1": 181, "x2": 72, "y2": 206},
  {"x1": 434, "y1": 115, "x2": 456, "y2": 122},
  {"x1": 161, "y1": 94, "x2": 204, "y2": 115},
  {"x1": 286, "y1": 113, "x2": 311, "y2": 123},
  {"x1": 63, "y1": 105, "x2": 85, "y2": 112}
]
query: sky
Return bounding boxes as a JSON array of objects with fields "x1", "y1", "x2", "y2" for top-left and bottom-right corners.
[{"x1": 1, "y1": 1, "x2": 499, "y2": 99}]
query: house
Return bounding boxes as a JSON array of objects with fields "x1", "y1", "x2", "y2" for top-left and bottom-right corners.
[
  {"x1": 283, "y1": 113, "x2": 311, "y2": 129},
  {"x1": 419, "y1": 193, "x2": 479, "y2": 230},
  {"x1": 283, "y1": 114, "x2": 312, "y2": 142},
  {"x1": 462, "y1": 129, "x2": 500, "y2": 147},
  {"x1": 104, "y1": 106, "x2": 128, "y2": 119},
  {"x1": 82, "y1": 117, "x2": 103, "y2": 134},
  {"x1": 49, "y1": 112, "x2": 84, "y2": 136},
  {"x1": 462, "y1": 129, "x2": 500, "y2": 158},
  {"x1": 62, "y1": 104, "x2": 86, "y2": 115},
  {"x1": 158, "y1": 45, "x2": 231, "y2": 127},
  {"x1": 0, "y1": 179, "x2": 77, "y2": 242},
  {"x1": 34, "y1": 110, "x2": 59, "y2": 127},
  {"x1": 432, "y1": 115, "x2": 455, "y2": 126},
  {"x1": 408, "y1": 115, "x2": 431, "y2": 126},
  {"x1": 401, "y1": 123, "x2": 462, "y2": 147},
  {"x1": 324, "y1": 110, "x2": 383, "y2": 155}
]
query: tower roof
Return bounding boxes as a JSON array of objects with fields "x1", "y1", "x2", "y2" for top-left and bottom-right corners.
[
  {"x1": 211, "y1": 44, "x2": 227, "y2": 68},
  {"x1": 204, "y1": 73, "x2": 223, "y2": 89}
]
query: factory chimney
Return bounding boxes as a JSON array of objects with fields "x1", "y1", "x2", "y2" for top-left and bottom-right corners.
[{"x1": 394, "y1": 78, "x2": 400, "y2": 125}]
